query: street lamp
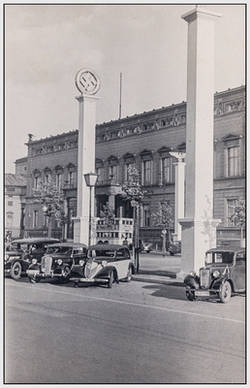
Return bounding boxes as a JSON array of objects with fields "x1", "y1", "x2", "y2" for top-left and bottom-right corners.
[
  {"x1": 131, "y1": 199, "x2": 140, "y2": 273},
  {"x1": 84, "y1": 172, "x2": 98, "y2": 246},
  {"x1": 42, "y1": 204, "x2": 52, "y2": 237}
]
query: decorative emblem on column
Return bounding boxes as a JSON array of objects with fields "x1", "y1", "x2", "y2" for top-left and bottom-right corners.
[{"x1": 75, "y1": 68, "x2": 100, "y2": 95}]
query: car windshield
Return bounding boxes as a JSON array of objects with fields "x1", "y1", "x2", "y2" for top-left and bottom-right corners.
[
  {"x1": 91, "y1": 249, "x2": 116, "y2": 259},
  {"x1": 205, "y1": 252, "x2": 234, "y2": 265},
  {"x1": 46, "y1": 246, "x2": 72, "y2": 254},
  {"x1": 6, "y1": 242, "x2": 28, "y2": 252}
]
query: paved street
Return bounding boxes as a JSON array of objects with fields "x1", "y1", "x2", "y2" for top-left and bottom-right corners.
[{"x1": 5, "y1": 254, "x2": 245, "y2": 384}]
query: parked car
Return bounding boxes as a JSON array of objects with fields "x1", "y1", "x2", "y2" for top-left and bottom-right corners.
[
  {"x1": 4, "y1": 237, "x2": 59, "y2": 280},
  {"x1": 26, "y1": 242, "x2": 88, "y2": 283},
  {"x1": 184, "y1": 247, "x2": 245, "y2": 303},
  {"x1": 71, "y1": 244, "x2": 136, "y2": 288},
  {"x1": 168, "y1": 241, "x2": 181, "y2": 256}
]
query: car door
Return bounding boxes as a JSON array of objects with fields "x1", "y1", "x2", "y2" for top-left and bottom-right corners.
[
  {"x1": 114, "y1": 248, "x2": 130, "y2": 279},
  {"x1": 231, "y1": 252, "x2": 246, "y2": 292}
]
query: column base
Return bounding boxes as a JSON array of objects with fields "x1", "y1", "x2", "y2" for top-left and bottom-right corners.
[{"x1": 179, "y1": 217, "x2": 221, "y2": 274}]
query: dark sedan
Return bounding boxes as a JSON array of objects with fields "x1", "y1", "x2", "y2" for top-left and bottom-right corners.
[
  {"x1": 26, "y1": 242, "x2": 88, "y2": 283},
  {"x1": 4, "y1": 238, "x2": 60, "y2": 280}
]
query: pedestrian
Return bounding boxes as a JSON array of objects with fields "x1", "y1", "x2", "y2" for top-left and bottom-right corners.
[{"x1": 123, "y1": 236, "x2": 128, "y2": 246}]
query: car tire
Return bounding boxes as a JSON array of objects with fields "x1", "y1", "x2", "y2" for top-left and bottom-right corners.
[
  {"x1": 186, "y1": 290, "x2": 196, "y2": 301},
  {"x1": 108, "y1": 270, "x2": 114, "y2": 288},
  {"x1": 62, "y1": 266, "x2": 71, "y2": 282},
  {"x1": 219, "y1": 281, "x2": 232, "y2": 303},
  {"x1": 124, "y1": 266, "x2": 132, "y2": 282},
  {"x1": 10, "y1": 262, "x2": 22, "y2": 280}
]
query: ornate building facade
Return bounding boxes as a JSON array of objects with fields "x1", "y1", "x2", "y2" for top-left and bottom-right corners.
[{"x1": 20, "y1": 85, "x2": 245, "y2": 248}]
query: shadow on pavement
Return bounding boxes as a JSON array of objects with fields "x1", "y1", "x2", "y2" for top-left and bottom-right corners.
[
  {"x1": 138, "y1": 269, "x2": 177, "y2": 278},
  {"x1": 142, "y1": 284, "x2": 186, "y2": 301}
]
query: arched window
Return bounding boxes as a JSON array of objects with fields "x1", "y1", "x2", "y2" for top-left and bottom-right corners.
[
  {"x1": 140, "y1": 150, "x2": 153, "y2": 186},
  {"x1": 123, "y1": 153, "x2": 135, "y2": 182},
  {"x1": 158, "y1": 147, "x2": 175, "y2": 185},
  {"x1": 55, "y1": 165, "x2": 63, "y2": 190},
  {"x1": 107, "y1": 155, "x2": 119, "y2": 182},
  {"x1": 66, "y1": 163, "x2": 76, "y2": 187},
  {"x1": 44, "y1": 168, "x2": 52, "y2": 185},
  {"x1": 95, "y1": 159, "x2": 104, "y2": 184},
  {"x1": 33, "y1": 169, "x2": 41, "y2": 190}
]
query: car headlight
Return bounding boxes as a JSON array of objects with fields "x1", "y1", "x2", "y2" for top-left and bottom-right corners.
[
  {"x1": 213, "y1": 270, "x2": 220, "y2": 278},
  {"x1": 5, "y1": 255, "x2": 9, "y2": 261},
  {"x1": 79, "y1": 260, "x2": 85, "y2": 266},
  {"x1": 32, "y1": 258, "x2": 37, "y2": 264},
  {"x1": 102, "y1": 260, "x2": 107, "y2": 266},
  {"x1": 57, "y1": 259, "x2": 63, "y2": 265},
  {"x1": 190, "y1": 271, "x2": 196, "y2": 277}
]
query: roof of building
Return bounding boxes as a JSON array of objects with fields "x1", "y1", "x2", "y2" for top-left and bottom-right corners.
[
  {"x1": 25, "y1": 85, "x2": 245, "y2": 146},
  {"x1": 5, "y1": 173, "x2": 27, "y2": 187},
  {"x1": 15, "y1": 157, "x2": 28, "y2": 164}
]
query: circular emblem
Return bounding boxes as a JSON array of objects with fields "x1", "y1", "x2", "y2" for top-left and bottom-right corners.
[{"x1": 75, "y1": 68, "x2": 100, "y2": 95}]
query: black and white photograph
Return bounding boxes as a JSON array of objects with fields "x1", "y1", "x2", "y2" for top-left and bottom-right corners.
[{"x1": 3, "y1": 2, "x2": 246, "y2": 384}]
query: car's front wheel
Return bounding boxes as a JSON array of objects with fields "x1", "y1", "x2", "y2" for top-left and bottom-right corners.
[
  {"x1": 219, "y1": 281, "x2": 232, "y2": 303},
  {"x1": 10, "y1": 262, "x2": 22, "y2": 280}
]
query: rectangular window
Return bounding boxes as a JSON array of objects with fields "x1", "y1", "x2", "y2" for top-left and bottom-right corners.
[
  {"x1": 34, "y1": 176, "x2": 39, "y2": 189},
  {"x1": 108, "y1": 165, "x2": 118, "y2": 181},
  {"x1": 142, "y1": 160, "x2": 152, "y2": 185},
  {"x1": 161, "y1": 157, "x2": 174, "y2": 184},
  {"x1": 227, "y1": 146, "x2": 240, "y2": 177},
  {"x1": 45, "y1": 174, "x2": 51, "y2": 184},
  {"x1": 124, "y1": 163, "x2": 135, "y2": 182},
  {"x1": 68, "y1": 171, "x2": 75, "y2": 186},
  {"x1": 226, "y1": 198, "x2": 238, "y2": 226},
  {"x1": 7, "y1": 201, "x2": 13, "y2": 206},
  {"x1": 33, "y1": 210, "x2": 38, "y2": 228},
  {"x1": 96, "y1": 167, "x2": 103, "y2": 183},
  {"x1": 143, "y1": 205, "x2": 150, "y2": 227},
  {"x1": 56, "y1": 173, "x2": 62, "y2": 189}
]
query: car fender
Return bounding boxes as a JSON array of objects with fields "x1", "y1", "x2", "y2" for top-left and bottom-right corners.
[
  {"x1": 100, "y1": 265, "x2": 118, "y2": 281},
  {"x1": 27, "y1": 263, "x2": 40, "y2": 271},
  {"x1": 10, "y1": 259, "x2": 25, "y2": 270},
  {"x1": 211, "y1": 276, "x2": 235, "y2": 292}
]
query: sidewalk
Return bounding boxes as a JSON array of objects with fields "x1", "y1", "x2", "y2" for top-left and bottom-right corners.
[{"x1": 132, "y1": 253, "x2": 183, "y2": 286}]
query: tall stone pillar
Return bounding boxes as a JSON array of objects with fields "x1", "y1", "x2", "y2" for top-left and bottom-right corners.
[
  {"x1": 169, "y1": 152, "x2": 185, "y2": 242},
  {"x1": 73, "y1": 69, "x2": 100, "y2": 244},
  {"x1": 179, "y1": 8, "x2": 221, "y2": 276}
]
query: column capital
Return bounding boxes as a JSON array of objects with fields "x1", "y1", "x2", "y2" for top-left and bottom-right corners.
[
  {"x1": 182, "y1": 7, "x2": 221, "y2": 24},
  {"x1": 169, "y1": 151, "x2": 186, "y2": 163},
  {"x1": 75, "y1": 94, "x2": 100, "y2": 102}
]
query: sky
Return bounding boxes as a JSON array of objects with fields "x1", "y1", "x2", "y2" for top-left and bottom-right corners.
[{"x1": 4, "y1": 3, "x2": 245, "y2": 173}]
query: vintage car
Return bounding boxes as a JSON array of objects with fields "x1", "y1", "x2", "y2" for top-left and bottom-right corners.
[
  {"x1": 26, "y1": 242, "x2": 88, "y2": 283},
  {"x1": 140, "y1": 241, "x2": 153, "y2": 254},
  {"x1": 168, "y1": 241, "x2": 181, "y2": 256},
  {"x1": 184, "y1": 247, "x2": 246, "y2": 303},
  {"x1": 4, "y1": 237, "x2": 59, "y2": 280},
  {"x1": 71, "y1": 244, "x2": 136, "y2": 288}
]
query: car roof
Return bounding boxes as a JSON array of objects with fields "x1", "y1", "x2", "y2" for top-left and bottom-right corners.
[
  {"x1": 206, "y1": 247, "x2": 245, "y2": 254},
  {"x1": 89, "y1": 244, "x2": 129, "y2": 250},
  {"x1": 48, "y1": 242, "x2": 87, "y2": 248},
  {"x1": 11, "y1": 238, "x2": 60, "y2": 244}
]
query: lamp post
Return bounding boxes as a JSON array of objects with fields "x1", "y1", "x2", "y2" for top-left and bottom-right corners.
[
  {"x1": 84, "y1": 172, "x2": 98, "y2": 246},
  {"x1": 42, "y1": 204, "x2": 52, "y2": 238},
  {"x1": 131, "y1": 199, "x2": 140, "y2": 273}
]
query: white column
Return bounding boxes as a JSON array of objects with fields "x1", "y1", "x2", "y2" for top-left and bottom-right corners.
[
  {"x1": 178, "y1": 8, "x2": 221, "y2": 277},
  {"x1": 169, "y1": 152, "x2": 185, "y2": 242}
]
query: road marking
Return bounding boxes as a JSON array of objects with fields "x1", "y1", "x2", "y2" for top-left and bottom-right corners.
[{"x1": 6, "y1": 282, "x2": 244, "y2": 325}]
